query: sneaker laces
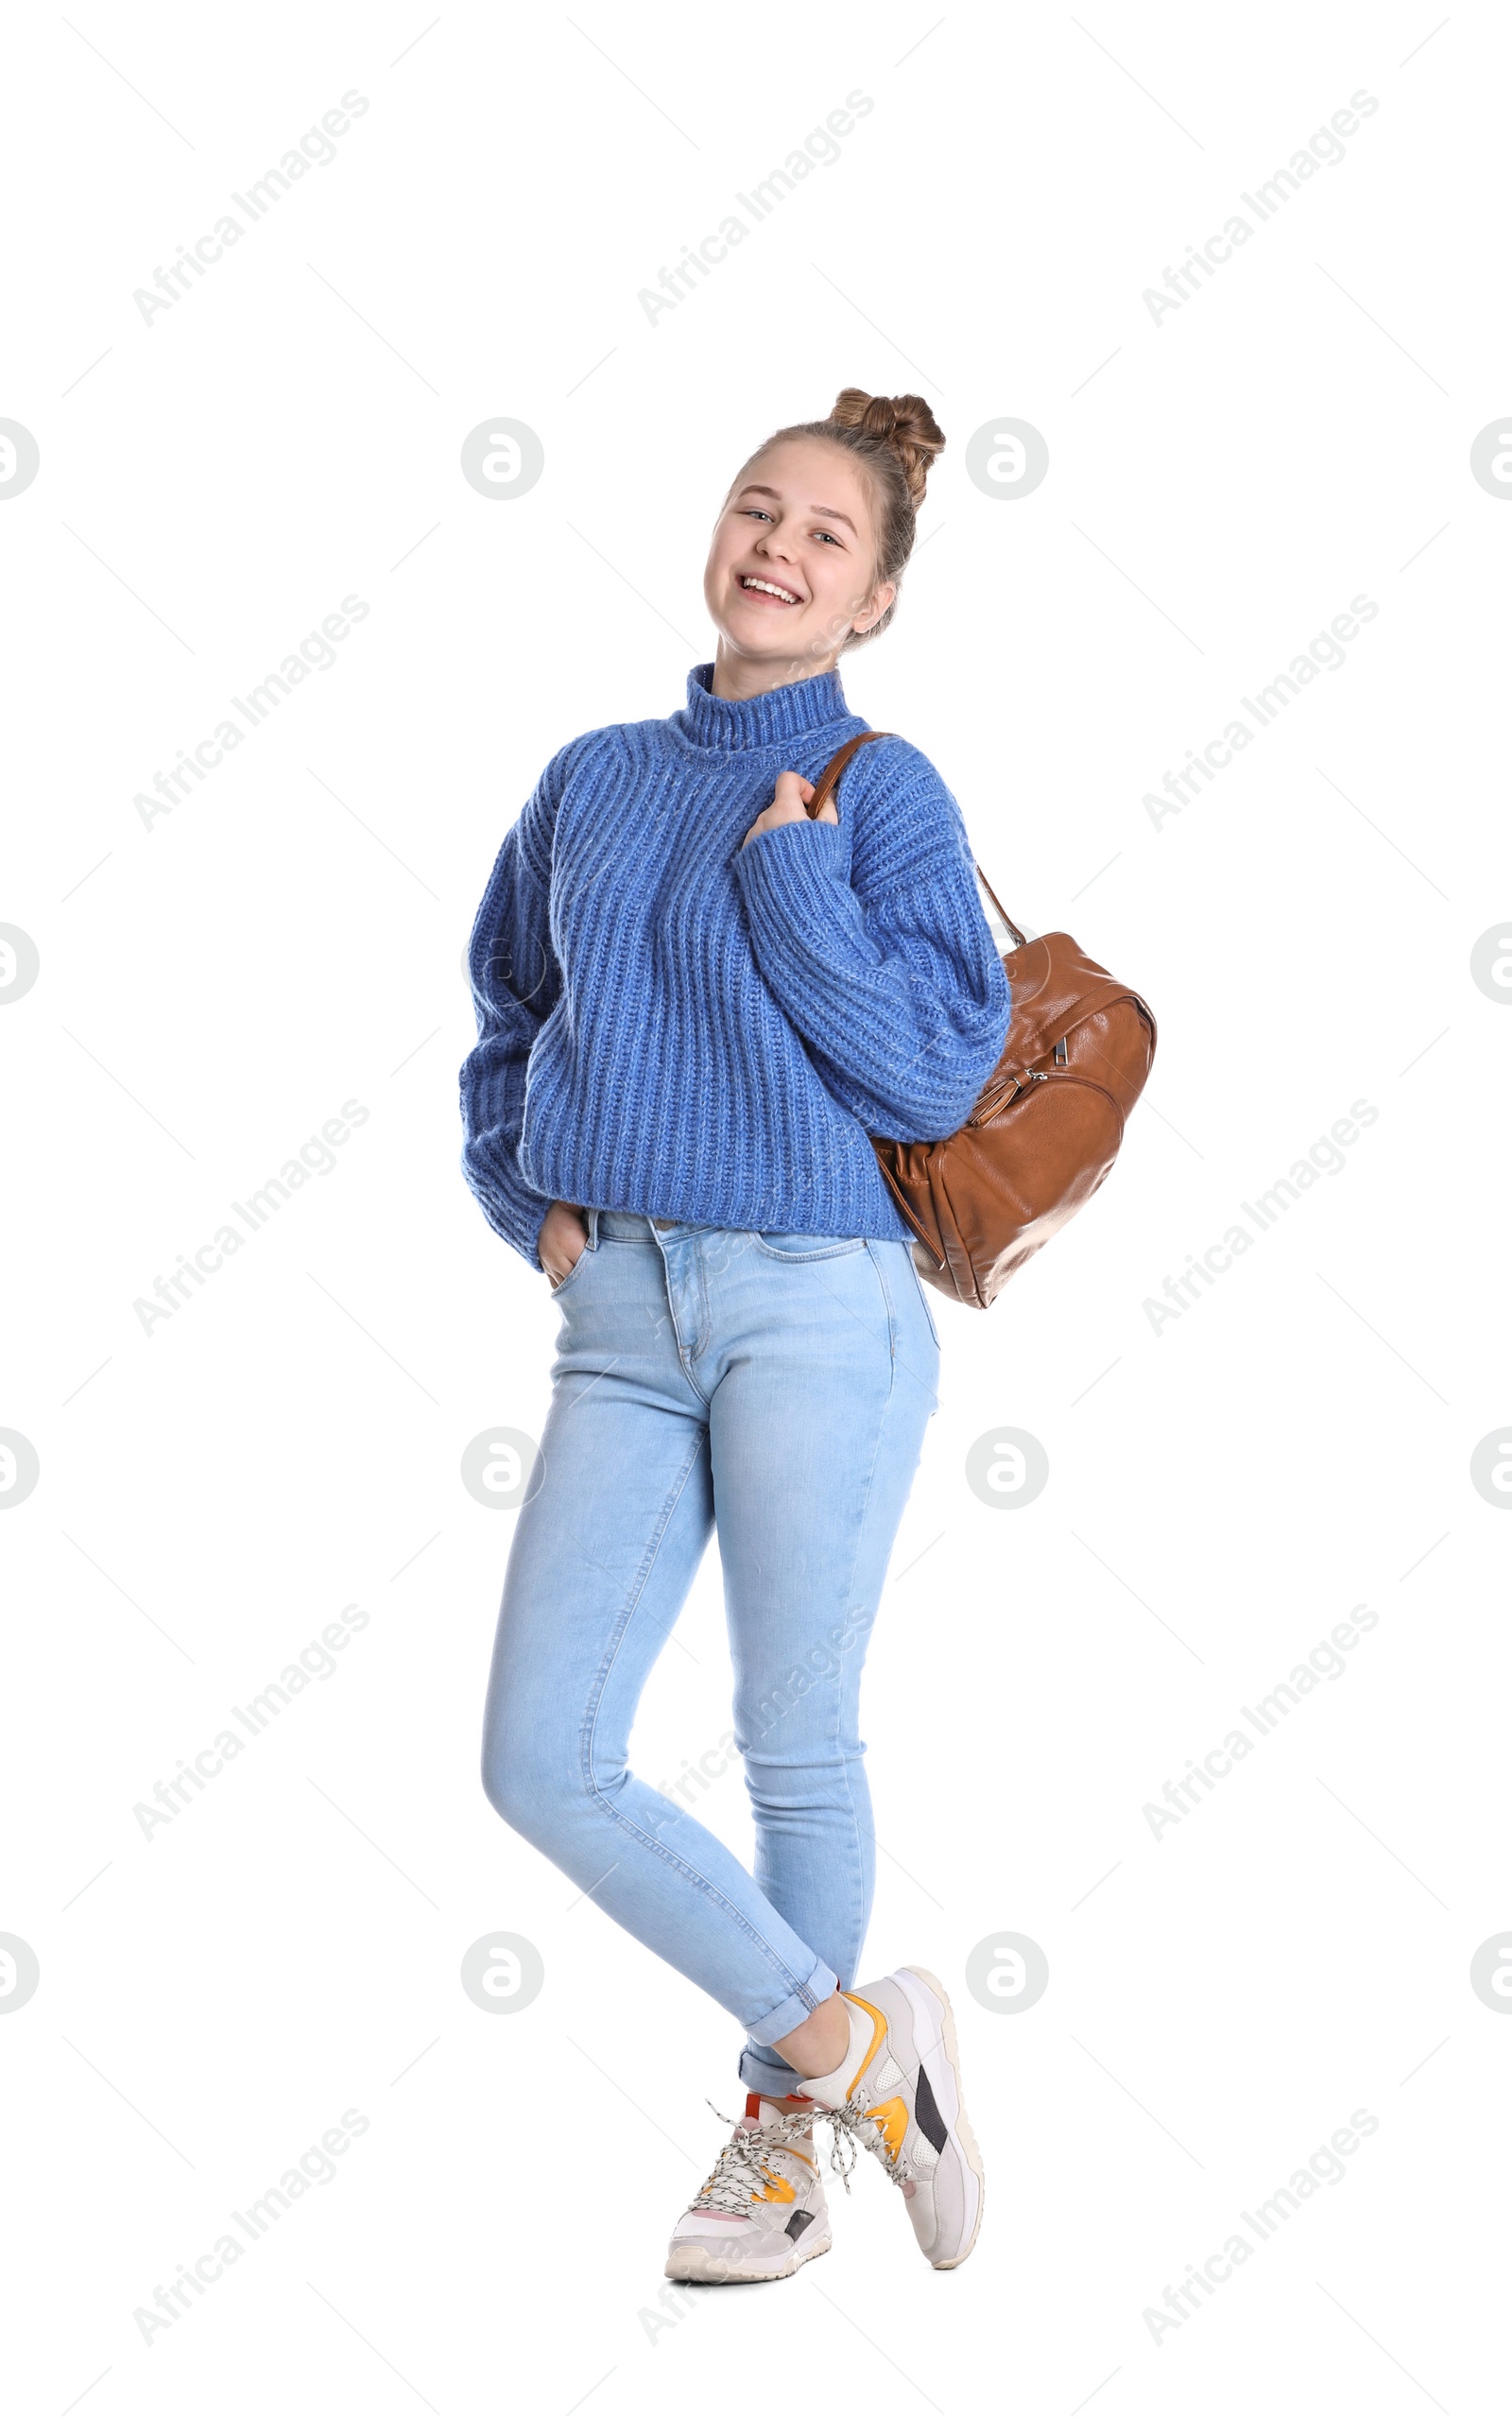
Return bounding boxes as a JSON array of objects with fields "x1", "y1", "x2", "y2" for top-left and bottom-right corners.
[
  {"x1": 811, "y1": 2092, "x2": 915, "y2": 2195},
  {"x1": 685, "y1": 2101, "x2": 815, "y2": 2217}
]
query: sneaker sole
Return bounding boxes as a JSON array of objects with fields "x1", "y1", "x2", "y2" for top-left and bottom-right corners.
[
  {"x1": 896, "y1": 1966, "x2": 985, "y2": 2269},
  {"x1": 664, "y1": 2228, "x2": 832, "y2": 2285}
]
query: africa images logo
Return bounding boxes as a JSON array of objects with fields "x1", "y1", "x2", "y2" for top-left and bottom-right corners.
[{"x1": 637, "y1": 91, "x2": 874, "y2": 324}]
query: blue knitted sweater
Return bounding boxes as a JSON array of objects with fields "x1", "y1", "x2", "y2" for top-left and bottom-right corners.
[{"x1": 460, "y1": 661, "x2": 1010, "y2": 1270}]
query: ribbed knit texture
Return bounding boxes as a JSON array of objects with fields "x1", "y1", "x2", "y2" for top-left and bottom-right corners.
[{"x1": 460, "y1": 662, "x2": 1011, "y2": 1270}]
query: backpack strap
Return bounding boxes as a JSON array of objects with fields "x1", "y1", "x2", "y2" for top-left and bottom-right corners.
[
  {"x1": 807, "y1": 729, "x2": 1027, "y2": 947},
  {"x1": 973, "y1": 865, "x2": 1026, "y2": 948},
  {"x1": 805, "y1": 728, "x2": 894, "y2": 820}
]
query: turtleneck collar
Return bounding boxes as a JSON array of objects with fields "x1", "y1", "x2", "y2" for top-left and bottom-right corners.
[{"x1": 673, "y1": 660, "x2": 855, "y2": 753}]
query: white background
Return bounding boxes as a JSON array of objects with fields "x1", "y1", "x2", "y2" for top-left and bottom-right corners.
[{"x1": 4, "y1": 1, "x2": 1509, "y2": 2422}]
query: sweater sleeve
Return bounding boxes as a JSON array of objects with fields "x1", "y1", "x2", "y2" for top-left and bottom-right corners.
[
  {"x1": 458, "y1": 750, "x2": 570, "y2": 1268},
  {"x1": 731, "y1": 757, "x2": 1010, "y2": 1142}
]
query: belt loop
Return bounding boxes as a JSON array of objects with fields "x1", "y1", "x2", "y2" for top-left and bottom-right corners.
[{"x1": 587, "y1": 1207, "x2": 600, "y2": 1251}]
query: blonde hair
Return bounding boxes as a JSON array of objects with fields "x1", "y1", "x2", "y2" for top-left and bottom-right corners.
[{"x1": 733, "y1": 388, "x2": 946, "y2": 651}]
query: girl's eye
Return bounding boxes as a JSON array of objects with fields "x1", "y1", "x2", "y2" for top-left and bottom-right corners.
[{"x1": 740, "y1": 508, "x2": 842, "y2": 546}]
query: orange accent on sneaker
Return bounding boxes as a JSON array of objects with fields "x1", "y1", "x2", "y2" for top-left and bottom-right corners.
[
  {"x1": 838, "y1": 1991, "x2": 889, "y2": 2101},
  {"x1": 750, "y1": 2169, "x2": 798, "y2": 2206},
  {"x1": 864, "y1": 2096, "x2": 909, "y2": 2160}
]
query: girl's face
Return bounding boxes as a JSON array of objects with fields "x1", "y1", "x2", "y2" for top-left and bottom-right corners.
[{"x1": 703, "y1": 438, "x2": 896, "y2": 681}]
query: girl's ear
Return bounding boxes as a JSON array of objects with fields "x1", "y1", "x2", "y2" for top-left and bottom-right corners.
[{"x1": 852, "y1": 579, "x2": 898, "y2": 636}]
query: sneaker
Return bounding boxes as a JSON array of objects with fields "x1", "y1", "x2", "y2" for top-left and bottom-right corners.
[
  {"x1": 664, "y1": 2095, "x2": 831, "y2": 2285},
  {"x1": 796, "y1": 1967, "x2": 984, "y2": 2269}
]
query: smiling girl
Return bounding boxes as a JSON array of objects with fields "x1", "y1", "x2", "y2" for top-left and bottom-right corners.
[{"x1": 460, "y1": 389, "x2": 1008, "y2": 2284}]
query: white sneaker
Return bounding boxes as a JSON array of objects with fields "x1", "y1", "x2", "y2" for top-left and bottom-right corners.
[
  {"x1": 797, "y1": 1967, "x2": 985, "y2": 2269},
  {"x1": 664, "y1": 2095, "x2": 831, "y2": 2285}
]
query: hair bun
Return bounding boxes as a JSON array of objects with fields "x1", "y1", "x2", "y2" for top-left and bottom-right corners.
[{"x1": 828, "y1": 388, "x2": 945, "y2": 507}]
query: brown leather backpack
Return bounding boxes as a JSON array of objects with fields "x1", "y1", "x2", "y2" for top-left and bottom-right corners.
[{"x1": 807, "y1": 731, "x2": 1158, "y2": 1310}]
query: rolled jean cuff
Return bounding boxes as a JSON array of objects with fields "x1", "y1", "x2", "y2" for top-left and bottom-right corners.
[
  {"x1": 738, "y1": 2045, "x2": 804, "y2": 2097},
  {"x1": 738, "y1": 1957, "x2": 838, "y2": 2091}
]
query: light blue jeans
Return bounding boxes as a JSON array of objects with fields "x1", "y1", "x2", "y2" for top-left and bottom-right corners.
[{"x1": 480, "y1": 1208, "x2": 941, "y2": 2094}]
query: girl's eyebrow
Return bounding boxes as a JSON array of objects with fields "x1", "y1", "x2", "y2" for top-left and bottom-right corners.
[{"x1": 735, "y1": 482, "x2": 856, "y2": 535}]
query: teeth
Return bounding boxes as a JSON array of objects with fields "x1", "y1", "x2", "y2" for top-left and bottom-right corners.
[{"x1": 742, "y1": 577, "x2": 799, "y2": 604}]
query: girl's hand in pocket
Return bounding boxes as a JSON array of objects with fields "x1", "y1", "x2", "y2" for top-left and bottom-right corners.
[{"x1": 538, "y1": 1200, "x2": 588, "y2": 1287}]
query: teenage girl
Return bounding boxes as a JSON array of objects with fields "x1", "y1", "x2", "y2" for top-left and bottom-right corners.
[{"x1": 460, "y1": 389, "x2": 1009, "y2": 2283}]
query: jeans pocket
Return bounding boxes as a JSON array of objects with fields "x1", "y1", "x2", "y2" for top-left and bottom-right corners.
[
  {"x1": 753, "y1": 1230, "x2": 868, "y2": 1263},
  {"x1": 907, "y1": 1250, "x2": 942, "y2": 1348}
]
